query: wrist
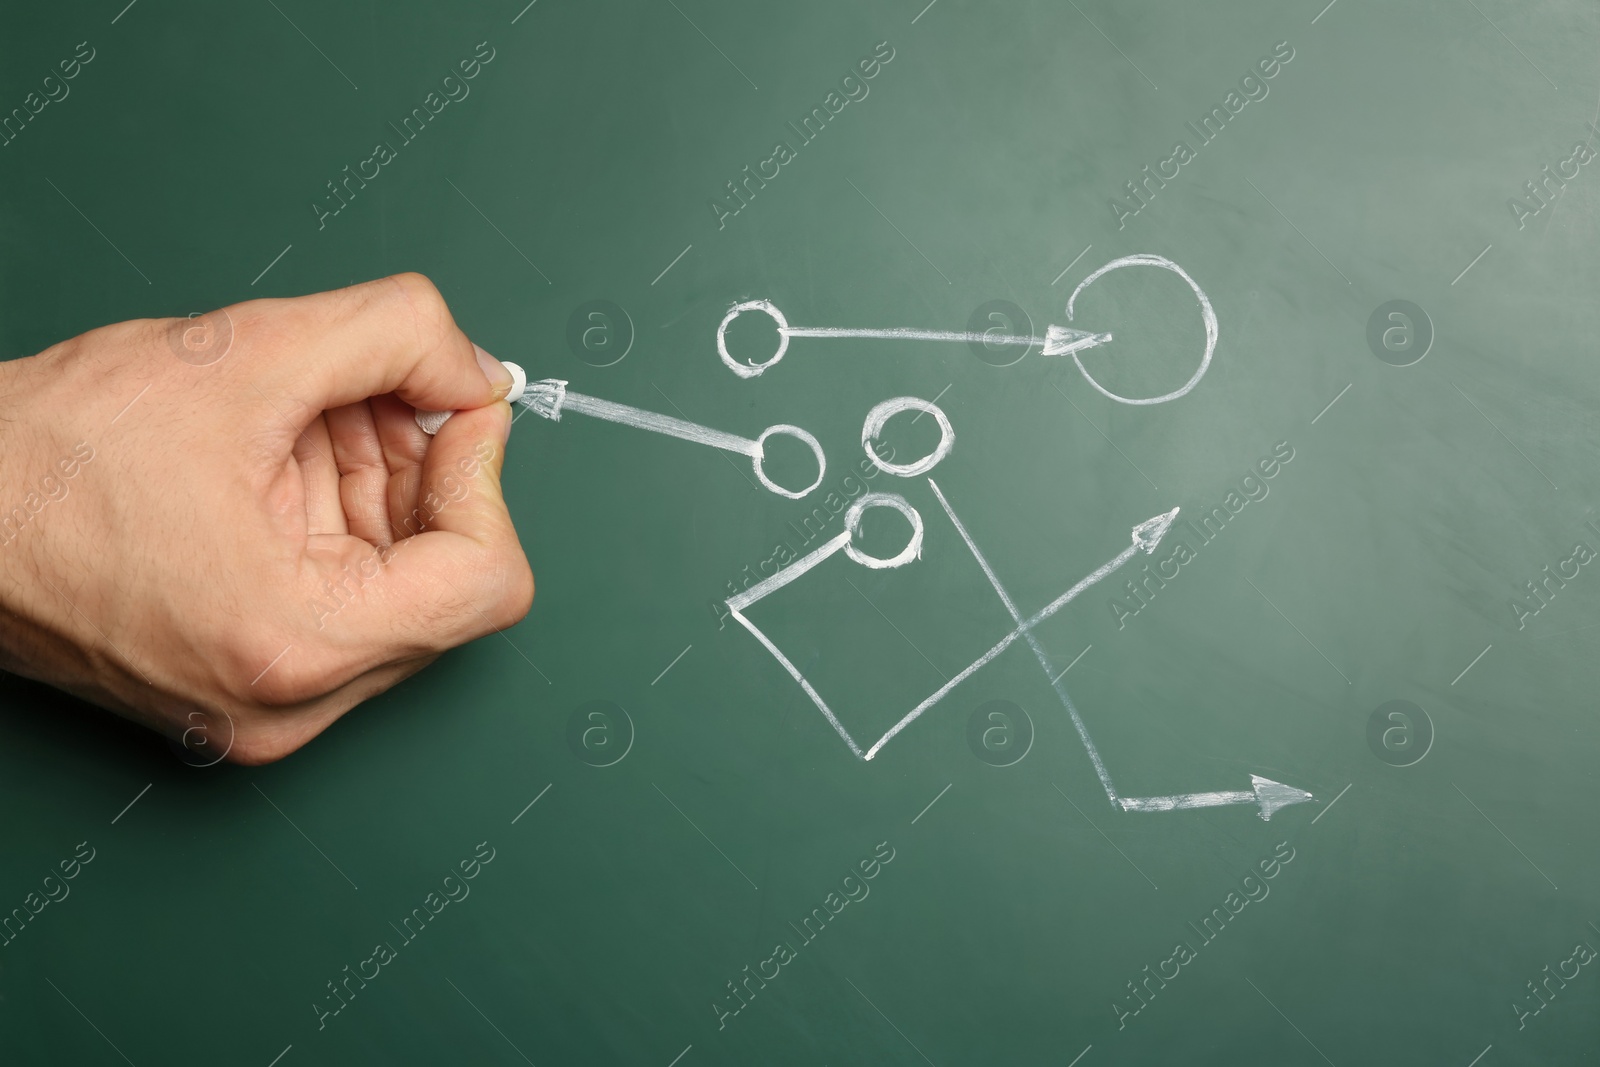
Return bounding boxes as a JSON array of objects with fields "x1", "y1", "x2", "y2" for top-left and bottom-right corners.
[
  {"x1": 0, "y1": 354, "x2": 48, "y2": 674},
  {"x1": 0, "y1": 352, "x2": 100, "y2": 693}
]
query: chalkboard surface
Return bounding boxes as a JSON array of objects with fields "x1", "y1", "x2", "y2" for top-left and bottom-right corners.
[{"x1": 4, "y1": 1, "x2": 1599, "y2": 1064}]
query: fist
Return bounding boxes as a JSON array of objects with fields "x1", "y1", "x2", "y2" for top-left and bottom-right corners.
[{"x1": 0, "y1": 274, "x2": 534, "y2": 763}]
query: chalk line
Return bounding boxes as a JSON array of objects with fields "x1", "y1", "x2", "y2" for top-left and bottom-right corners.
[
  {"x1": 729, "y1": 607, "x2": 866, "y2": 759},
  {"x1": 862, "y1": 517, "x2": 1159, "y2": 761},
  {"x1": 1118, "y1": 775, "x2": 1312, "y2": 820},
  {"x1": 928, "y1": 478, "x2": 1121, "y2": 806},
  {"x1": 788, "y1": 323, "x2": 1112, "y2": 358},
  {"x1": 863, "y1": 626, "x2": 1026, "y2": 760},
  {"x1": 715, "y1": 298, "x2": 1111, "y2": 379},
  {"x1": 729, "y1": 532, "x2": 852, "y2": 612},
  {"x1": 847, "y1": 481, "x2": 1311, "y2": 817},
  {"x1": 786, "y1": 326, "x2": 1065, "y2": 346},
  {"x1": 514, "y1": 380, "x2": 826, "y2": 499},
  {"x1": 559, "y1": 388, "x2": 759, "y2": 455}
]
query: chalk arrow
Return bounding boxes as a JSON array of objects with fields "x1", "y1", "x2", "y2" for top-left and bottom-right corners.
[
  {"x1": 716, "y1": 298, "x2": 1114, "y2": 378},
  {"x1": 1117, "y1": 776, "x2": 1315, "y2": 821},
  {"x1": 1042, "y1": 324, "x2": 1114, "y2": 357},
  {"x1": 782, "y1": 323, "x2": 1112, "y2": 356},
  {"x1": 1132, "y1": 508, "x2": 1179, "y2": 554}
]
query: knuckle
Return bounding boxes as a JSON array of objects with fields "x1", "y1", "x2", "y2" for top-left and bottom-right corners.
[
  {"x1": 492, "y1": 561, "x2": 536, "y2": 631},
  {"x1": 245, "y1": 671, "x2": 311, "y2": 709},
  {"x1": 384, "y1": 272, "x2": 455, "y2": 348},
  {"x1": 218, "y1": 635, "x2": 319, "y2": 708}
]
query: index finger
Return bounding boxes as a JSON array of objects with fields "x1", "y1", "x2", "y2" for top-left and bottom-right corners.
[{"x1": 241, "y1": 273, "x2": 510, "y2": 417}]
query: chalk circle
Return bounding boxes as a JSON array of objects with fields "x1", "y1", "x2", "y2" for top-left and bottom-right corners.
[
  {"x1": 1065, "y1": 253, "x2": 1217, "y2": 405},
  {"x1": 753, "y1": 424, "x2": 826, "y2": 499},
  {"x1": 167, "y1": 708, "x2": 235, "y2": 767},
  {"x1": 717, "y1": 299, "x2": 790, "y2": 378},
  {"x1": 861, "y1": 397, "x2": 954, "y2": 477},
  {"x1": 966, "y1": 699, "x2": 1034, "y2": 767},
  {"x1": 167, "y1": 307, "x2": 235, "y2": 367},
  {"x1": 566, "y1": 699, "x2": 635, "y2": 767},
  {"x1": 843, "y1": 492, "x2": 924, "y2": 569},
  {"x1": 1366, "y1": 699, "x2": 1433, "y2": 768},
  {"x1": 1365, "y1": 300, "x2": 1432, "y2": 367}
]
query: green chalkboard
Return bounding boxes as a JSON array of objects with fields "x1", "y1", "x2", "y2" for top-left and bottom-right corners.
[{"x1": 4, "y1": 0, "x2": 1600, "y2": 1064}]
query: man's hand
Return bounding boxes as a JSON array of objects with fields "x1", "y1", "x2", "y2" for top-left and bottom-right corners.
[{"x1": 0, "y1": 274, "x2": 534, "y2": 763}]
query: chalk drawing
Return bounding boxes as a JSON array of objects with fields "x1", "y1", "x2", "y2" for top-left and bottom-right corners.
[
  {"x1": 716, "y1": 298, "x2": 1111, "y2": 380},
  {"x1": 713, "y1": 254, "x2": 1217, "y2": 409},
  {"x1": 927, "y1": 478, "x2": 1122, "y2": 802},
  {"x1": 720, "y1": 492, "x2": 927, "y2": 757},
  {"x1": 725, "y1": 489, "x2": 1180, "y2": 765},
  {"x1": 730, "y1": 480, "x2": 1311, "y2": 817},
  {"x1": 1063, "y1": 253, "x2": 1217, "y2": 405},
  {"x1": 417, "y1": 368, "x2": 824, "y2": 498},
  {"x1": 714, "y1": 285, "x2": 1306, "y2": 816},
  {"x1": 1116, "y1": 777, "x2": 1313, "y2": 818},
  {"x1": 928, "y1": 480, "x2": 1311, "y2": 820},
  {"x1": 842, "y1": 491, "x2": 925, "y2": 569},
  {"x1": 424, "y1": 377, "x2": 827, "y2": 499},
  {"x1": 861, "y1": 396, "x2": 954, "y2": 477}
]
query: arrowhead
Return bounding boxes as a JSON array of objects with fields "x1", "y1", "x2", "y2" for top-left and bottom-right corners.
[
  {"x1": 1131, "y1": 508, "x2": 1180, "y2": 554},
  {"x1": 1042, "y1": 324, "x2": 1113, "y2": 357},
  {"x1": 1250, "y1": 775, "x2": 1314, "y2": 821},
  {"x1": 523, "y1": 379, "x2": 569, "y2": 421}
]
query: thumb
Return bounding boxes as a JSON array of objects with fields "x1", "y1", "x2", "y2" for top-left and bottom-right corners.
[
  {"x1": 417, "y1": 400, "x2": 519, "y2": 547},
  {"x1": 378, "y1": 400, "x2": 534, "y2": 647}
]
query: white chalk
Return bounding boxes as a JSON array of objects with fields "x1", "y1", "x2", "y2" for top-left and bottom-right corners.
[
  {"x1": 416, "y1": 407, "x2": 453, "y2": 435},
  {"x1": 861, "y1": 396, "x2": 954, "y2": 477},
  {"x1": 504, "y1": 361, "x2": 527, "y2": 404},
  {"x1": 415, "y1": 360, "x2": 528, "y2": 435}
]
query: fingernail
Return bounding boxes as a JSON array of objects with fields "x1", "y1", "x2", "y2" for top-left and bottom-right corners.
[
  {"x1": 475, "y1": 343, "x2": 513, "y2": 398},
  {"x1": 497, "y1": 401, "x2": 513, "y2": 446}
]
